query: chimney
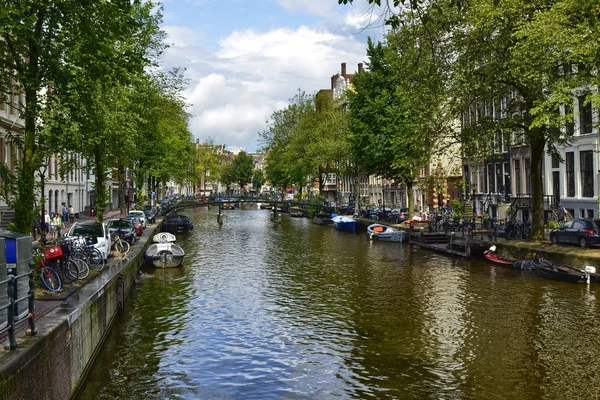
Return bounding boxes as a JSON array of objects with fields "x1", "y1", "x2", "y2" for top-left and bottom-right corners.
[
  {"x1": 331, "y1": 75, "x2": 336, "y2": 90},
  {"x1": 358, "y1": 63, "x2": 364, "y2": 73},
  {"x1": 341, "y1": 62, "x2": 347, "y2": 76}
]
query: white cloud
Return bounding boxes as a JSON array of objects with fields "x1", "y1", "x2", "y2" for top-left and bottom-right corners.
[
  {"x1": 163, "y1": 23, "x2": 366, "y2": 152},
  {"x1": 276, "y1": 0, "x2": 338, "y2": 17}
]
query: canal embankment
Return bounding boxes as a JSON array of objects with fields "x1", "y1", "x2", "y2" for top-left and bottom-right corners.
[{"x1": 0, "y1": 219, "x2": 163, "y2": 400}]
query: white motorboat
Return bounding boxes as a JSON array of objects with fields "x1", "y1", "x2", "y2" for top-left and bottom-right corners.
[{"x1": 145, "y1": 232, "x2": 186, "y2": 268}]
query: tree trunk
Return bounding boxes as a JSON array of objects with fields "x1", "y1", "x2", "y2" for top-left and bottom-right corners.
[
  {"x1": 530, "y1": 129, "x2": 546, "y2": 240},
  {"x1": 94, "y1": 149, "x2": 107, "y2": 222},
  {"x1": 118, "y1": 166, "x2": 126, "y2": 216},
  {"x1": 407, "y1": 181, "x2": 414, "y2": 216}
]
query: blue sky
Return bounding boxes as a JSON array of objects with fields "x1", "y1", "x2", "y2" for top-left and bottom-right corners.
[{"x1": 159, "y1": 0, "x2": 384, "y2": 152}]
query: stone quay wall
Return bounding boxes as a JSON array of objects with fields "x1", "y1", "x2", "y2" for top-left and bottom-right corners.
[{"x1": 0, "y1": 224, "x2": 160, "y2": 400}]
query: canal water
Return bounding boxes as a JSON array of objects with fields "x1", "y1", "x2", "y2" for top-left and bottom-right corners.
[{"x1": 77, "y1": 209, "x2": 600, "y2": 399}]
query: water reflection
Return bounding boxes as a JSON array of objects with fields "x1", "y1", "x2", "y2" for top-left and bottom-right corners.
[{"x1": 78, "y1": 209, "x2": 600, "y2": 399}]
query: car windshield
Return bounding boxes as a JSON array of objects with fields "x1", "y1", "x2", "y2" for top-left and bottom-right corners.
[
  {"x1": 129, "y1": 211, "x2": 144, "y2": 217},
  {"x1": 71, "y1": 224, "x2": 103, "y2": 237},
  {"x1": 108, "y1": 220, "x2": 131, "y2": 229},
  {"x1": 125, "y1": 216, "x2": 140, "y2": 223}
]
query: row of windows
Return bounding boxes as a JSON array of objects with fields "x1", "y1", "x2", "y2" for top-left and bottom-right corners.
[{"x1": 553, "y1": 150, "x2": 594, "y2": 198}]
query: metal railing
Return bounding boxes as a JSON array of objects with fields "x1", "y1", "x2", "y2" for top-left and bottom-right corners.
[{"x1": 0, "y1": 266, "x2": 37, "y2": 350}]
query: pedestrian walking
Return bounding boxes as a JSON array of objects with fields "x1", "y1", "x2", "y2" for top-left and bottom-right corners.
[
  {"x1": 50, "y1": 213, "x2": 64, "y2": 240},
  {"x1": 68, "y1": 204, "x2": 75, "y2": 223}
]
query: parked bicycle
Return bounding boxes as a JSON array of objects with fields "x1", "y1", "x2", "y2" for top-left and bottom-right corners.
[
  {"x1": 33, "y1": 247, "x2": 62, "y2": 292},
  {"x1": 110, "y1": 230, "x2": 130, "y2": 256},
  {"x1": 68, "y1": 236, "x2": 104, "y2": 271}
]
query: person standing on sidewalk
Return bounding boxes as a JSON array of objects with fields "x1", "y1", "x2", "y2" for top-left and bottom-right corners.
[
  {"x1": 68, "y1": 204, "x2": 75, "y2": 223},
  {"x1": 44, "y1": 210, "x2": 51, "y2": 235},
  {"x1": 61, "y1": 202, "x2": 69, "y2": 225}
]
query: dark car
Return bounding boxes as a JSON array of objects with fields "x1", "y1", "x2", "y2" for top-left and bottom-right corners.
[
  {"x1": 124, "y1": 215, "x2": 143, "y2": 236},
  {"x1": 143, "y1": 206, "x2": 157, "y2": 224},
  {"x1": 107, "y1": 218, "x2": 137, "y2": 245},
  {"x1": 550, "y1": 218, "x2": 600, "y2": 248},
  {"x1": 387, "y1": 208, "x2": 410, "y2": 223},
  {"x1": 162, "y1": 214, "x2": 194, "y2": 234},
  {"x1": 375, "y1": 207, "x2": 392, "y2": 221},
  {"x1": 338, "y1": 204, "x2": 355, "y2": 215}
]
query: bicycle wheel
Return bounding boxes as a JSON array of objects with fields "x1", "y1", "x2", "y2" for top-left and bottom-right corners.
[
  {"x1": 87, "y1": 247, "x2": 104, "y2": 270},
  {"x1": 64, "y1": 259, "x2": 80, "y2": 281},
  {"x1": 115, "y1": 239, "x2": 130, "y2": 255},
  {"x1": 40, "y1": 266, "x2": 62, "y2": 292},
  {"x1": 73, "y1": 258, "x2": 90, "y2": 279}
]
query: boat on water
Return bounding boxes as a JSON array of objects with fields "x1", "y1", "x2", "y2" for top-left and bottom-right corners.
[
  {"x1": 367, "y1": 223, "x2": 405, "y2": 242},
  {"x1": 145, "y1": 232, "x2": 186, "y2": 268},
  {"x1": 313, "y1": 213, "x2": 333, "y2": 225},
  {"x1": 290, "y1": 211, "x2": 304, "y2": 218},
  {"x1": 483, "y1": 246, "x2": 536, "y2": 270},
  {"x1": 332, "y1": 215, "x2": 357, "y2": 231},
  {"x1": 533, "y1": 258, "x2": 589, "y2": 283}
]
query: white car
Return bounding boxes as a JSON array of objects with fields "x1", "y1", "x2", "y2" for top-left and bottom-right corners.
[
  {"x1": 66, "y1": 222, "x2": 111, "y2": 261},
  {"x1": 128, "y1": 210, "x2": 146, "y2": 229}
]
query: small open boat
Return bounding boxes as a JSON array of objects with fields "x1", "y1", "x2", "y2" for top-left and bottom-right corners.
[
  {"x1": 367, "y1": 223, "x2": 406, "y2": 242},
  {"x1": 534, "y1": 259, "x2": 589, "y2": 283},
  {"x1": 145, "y1": 232, "x2": 186, "y2": 268},
  {"x1": 484, "y1": 245, "x2": 517, "y2": 266},
  {"x1": 332, "y1": 215, "x2": 357, "y2": 231},
  {"x1": 483, "y1": 246, "x2": 535, "y2": 270}
]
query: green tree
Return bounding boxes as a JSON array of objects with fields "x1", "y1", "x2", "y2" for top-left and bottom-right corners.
[
  {"x1": 252, "y1": 169, "x2": 266, "y2": 191},
  {"x1": 449, "y1": 0, "x2": 599, "y2": 239},
  {"x1": 232, "y1": 151, "x2": 254, "y2": 189}
]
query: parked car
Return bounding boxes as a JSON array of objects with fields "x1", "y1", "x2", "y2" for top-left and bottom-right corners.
[
  {"x1": 550, "y1": 218, "x2": 600, "y2": 248},
  {"x1": 65, "y1": 221, "x2": 111, "y2": 261},
  {"x1": 375, "y1": 207, "x2": 392, "y2": 221},
  {"x1": 143, "y1": 206, "x2": 157, "y2": 224},
  {"x1": 387, "y1": 208, "x2": 410, "y2": 223},
  {"x1": 338, "y1": 204, "x2": 355, "y2": 215},
  {"x1": 128, "y1": 210, "x2": 147, "y2": 229},
  {"x1": 124, "y1": 215, "x2": 144, "y2": 236},
  {"x1": 162, "y1": 214, "x2": 194, "y2": 234},
  {"x1": 107, "y1": 218, "x2": 137, "y2": 245}
]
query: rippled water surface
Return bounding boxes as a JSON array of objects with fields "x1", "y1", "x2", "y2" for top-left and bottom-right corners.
[{"x1": 77, "y1": 209, "x2": 600, "y2": 399}]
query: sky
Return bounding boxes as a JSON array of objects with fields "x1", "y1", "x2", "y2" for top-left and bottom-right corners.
[{"x1": 160, "y1": 0, "x2": 387, "y2": 153}]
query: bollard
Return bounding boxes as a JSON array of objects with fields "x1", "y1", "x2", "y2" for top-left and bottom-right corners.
[
  {"x1": 26, "y1": 267, "x2": 37, "y2": 337},
  {"x1": 5, "y1": 275, "x2": 17, "y2": 350}
]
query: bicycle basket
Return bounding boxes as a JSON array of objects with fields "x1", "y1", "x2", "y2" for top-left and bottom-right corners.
[{"x1": 44, "y1": 245, "x2": 63, "y2": 261}]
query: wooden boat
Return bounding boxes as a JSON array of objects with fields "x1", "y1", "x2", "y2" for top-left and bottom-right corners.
[
  {"x1": 145, "y1": 232, "x2": 186, "y2": 268},
  {"x1": 290, "y1": 211, "x2": 304, "y2": 218},
  {"x1": 367, "y1": 223, "x2": 405, "y2": 242},
  {"x1": 332, "y1": 215, "x2": 357, "y2": 231},
  {"x1": 534, "y1": 259, "x2": 588, "y2": 283}
]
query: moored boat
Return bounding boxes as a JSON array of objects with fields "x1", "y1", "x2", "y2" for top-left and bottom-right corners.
[
  {"x1": 313, "y1": 213, "x2": 333, "y2": 225},
  {"x1": 367, "y1": 223, "x2": 405, "y2": 242},
  {"x1": 534, "y1": 259, "x2": 588, "y2": 283},
  {"x1": 332, "y1": 215, "x2": 356, "y2": 231},
  {"x1": 145, "y1": 232, "x2": 186, "y2": 268},
  {"x1": 483, "y1": 245, "x2": 518, "y2": 266},
  {"x1": 483, "y1": 246, "x2": 535, "y2": 270}
]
